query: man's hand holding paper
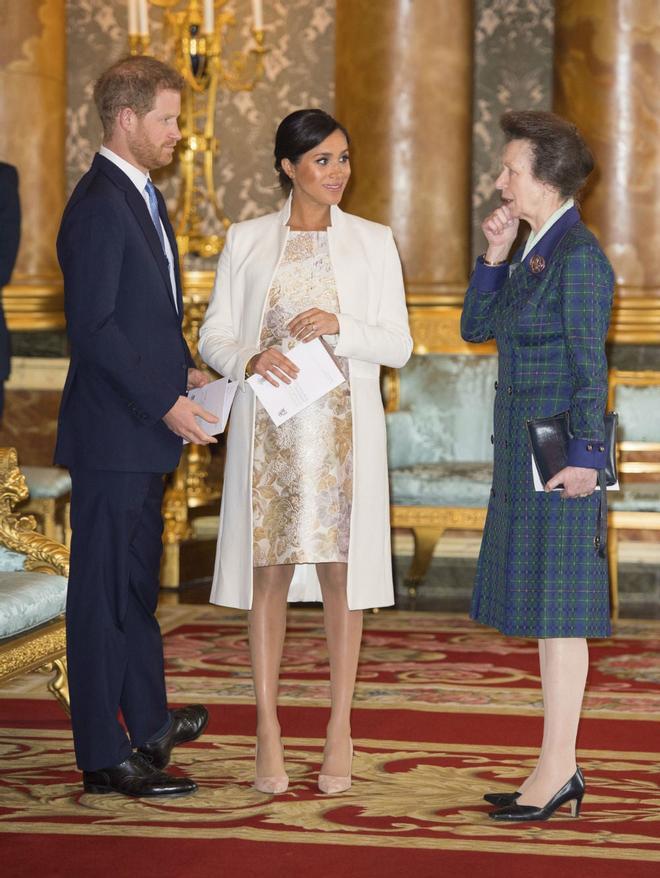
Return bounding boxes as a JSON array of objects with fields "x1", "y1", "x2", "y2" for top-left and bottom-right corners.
[{"x1": 183, "y1": 376, "x2": 238, "y2": 443}]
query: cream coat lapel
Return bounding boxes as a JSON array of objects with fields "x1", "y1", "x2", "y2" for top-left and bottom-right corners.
[{"x1": 244, "y1": 198, "x2": 291, "y2": 337}]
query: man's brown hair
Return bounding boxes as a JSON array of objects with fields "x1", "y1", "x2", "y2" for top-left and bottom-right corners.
[{"x1": 94, "y1": 55, "x2": 185, "y2": 139}]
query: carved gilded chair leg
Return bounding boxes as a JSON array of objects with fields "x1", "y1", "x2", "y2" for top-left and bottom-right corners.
[
  {"x1": 46, "y1": 657, "x2": 70, "y2": 714},
  {"x1": 64, "y1": 501, "x2": 72, "y2": 547},
  {"x1": 160, "y1": 540, "x2": 181, "y2": 589},
  {"x1": 405, "y1": 526, "x2": 443, "y2": 600},
  {"x1": 608, "y1": 526, "x2": 619, "y2": 621}
]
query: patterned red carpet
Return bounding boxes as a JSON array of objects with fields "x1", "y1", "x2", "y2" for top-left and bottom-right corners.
[{"x1": 1, "y1": 606, "x2": 659, "y2": 877}]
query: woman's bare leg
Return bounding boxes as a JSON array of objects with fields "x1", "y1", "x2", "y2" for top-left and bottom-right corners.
[
  {"x1": 517, "y1": 638, "x2": 547, "y2": 793},
  {"x1": 316, "y1": 561, "x2": 363, "y2": 776},
  {"x1": 516, "y1": 637, "x2": 588, "y2": 805},
  {"x1": 249, "y1": 564, "x2": 294, "y2": 778}
]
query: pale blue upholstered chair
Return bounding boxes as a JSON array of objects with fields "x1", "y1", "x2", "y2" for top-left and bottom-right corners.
[
  {"x1": 607, "y1": 370, "x2": 660, "y2": 617},
  {"x1": 0, "y1": 448, "x2": 69, "y2": 710},
  {"x1": 386, "y1": 354, "x2": 498, "y2": 598}
]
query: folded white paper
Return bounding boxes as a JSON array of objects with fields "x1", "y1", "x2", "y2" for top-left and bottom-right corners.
[
  {"x1": 531, "y1": 455, "x2": 619, "y2": 491},
  {"x1": 185, "y1": 376, "x2": 238, "y2": 442},
  {"x1": 247, "y1": 338, "x2": 345, "y2": 426}
]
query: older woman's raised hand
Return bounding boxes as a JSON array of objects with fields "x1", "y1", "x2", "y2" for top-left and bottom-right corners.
[{"x1": 482, "y1": 204, "x2": 519, "y2": 263}]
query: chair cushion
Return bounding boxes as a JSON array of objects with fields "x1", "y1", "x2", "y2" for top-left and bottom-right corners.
[
  {"x1": 0, "y1": 573, "x2": 67, "y2": 639},
  {"x1": 22, "y1": 467, "x2": 71, "y2": 500},
  {"x1": 610, "y1": 483, "x2": 660, "y2": 513},
  {"x1": 0, "y1": 548, "x2": 26, "y2": 572},
  {"x1": 387, "y1": 354, "x2": 497, "y2": 468},
  {"x1": 390, "y1": 461, "x2": 493, "y2": 507},
  {"x1": 616, "y1": 385, "x2": 660, "y2": 442}
]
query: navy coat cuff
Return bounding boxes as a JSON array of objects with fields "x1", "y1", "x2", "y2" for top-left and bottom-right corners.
[
  {"x1": 567, "y1": 437, "x2": 607, "y2": 469},
  {"x1": 473, "y1": 257, "x2": 509, "y2": 292}
]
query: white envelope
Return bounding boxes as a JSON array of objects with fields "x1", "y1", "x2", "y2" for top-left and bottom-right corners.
[
  {"x1": 247, "y1": 338, "x2": 345, "y2": 427},
  {"x1": 531, "y1": 455, "x2": 620, "y2": 491},
  {"x1": 185, "y1": 376, "x2": 238, "y2": 442}
]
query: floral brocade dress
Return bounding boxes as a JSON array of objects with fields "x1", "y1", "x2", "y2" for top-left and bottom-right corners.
[{"x1": 252, "y1": 231, "x2": 353, "y2": 567}]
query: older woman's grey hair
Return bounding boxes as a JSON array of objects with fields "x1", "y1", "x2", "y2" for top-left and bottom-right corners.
[{"x1": 500, "y1": 110, "x2": 594, "y2": 199}]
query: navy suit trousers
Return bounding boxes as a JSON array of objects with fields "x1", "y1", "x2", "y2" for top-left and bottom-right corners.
[{"x1": 66, "y1": 469, "x2": 170, "y2": 770}]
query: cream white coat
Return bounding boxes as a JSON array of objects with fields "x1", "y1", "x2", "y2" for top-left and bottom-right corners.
[{"x1": 198, "y1": 198, "x2": 412, "y2": 610}]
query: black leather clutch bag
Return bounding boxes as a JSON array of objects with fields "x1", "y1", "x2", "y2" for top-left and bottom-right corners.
[
  {"x1": 526, "y1": 411, "x2": 618, "y2": 487},
  {"x1": 526, "y1": 411, "x2": 618, "y2": 558}
]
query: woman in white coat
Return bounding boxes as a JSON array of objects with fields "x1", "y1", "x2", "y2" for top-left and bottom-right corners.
[{"x1": 199, "y1": 109, "x2": 411, "y2": 796}]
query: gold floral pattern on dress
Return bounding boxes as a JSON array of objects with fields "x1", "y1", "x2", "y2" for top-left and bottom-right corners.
[{"x1": 252, "y1": 232, "x2": 353, "y2": 567}]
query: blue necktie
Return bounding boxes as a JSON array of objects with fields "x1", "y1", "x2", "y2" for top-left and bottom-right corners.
[{"x1": 145, "y1": 179, "x2": 168, "y2": 260}]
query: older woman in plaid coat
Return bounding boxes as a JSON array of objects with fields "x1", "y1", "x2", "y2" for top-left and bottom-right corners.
[{"x1": 461, "y1": 111, "x2": 614, "y2": 822}]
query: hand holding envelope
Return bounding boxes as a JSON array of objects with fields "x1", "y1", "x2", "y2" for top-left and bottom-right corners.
[
  {"x1": 185, "y1": 376, "x2": 238, "y2": 444},
  {"x1": 247, "y1": 338, "x2": 345, "y2": 426}
]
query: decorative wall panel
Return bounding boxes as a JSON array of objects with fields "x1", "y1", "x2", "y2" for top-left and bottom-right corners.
[{"x1": 471, "y1": 0, "x2": 554, "y2": 261}]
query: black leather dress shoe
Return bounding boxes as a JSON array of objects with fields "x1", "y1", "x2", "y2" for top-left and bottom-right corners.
[
  {"x1": 138, "y1": 704, "x2": 209, "y2": 769},
  {"x1": 83, "y1": 753, "x2": 197, "y2": 797},
  {"x1": 483, "y1": 790, "x2": 521, "y2": 806}
]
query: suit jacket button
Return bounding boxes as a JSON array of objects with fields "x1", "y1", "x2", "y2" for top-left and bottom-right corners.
[
  {"x1": 507, "y1": 385, "x2": 513, "y2": 395},
  {"x1": 587, "y1": 443, "x2": 593, "y2": 451},
  {"x1": 494, "y1": 381, "x2": 498, "y2": 390},
  {"x1": 490, "y1": 434, "x2": 494, "y2": 444},
  {"x1": 599, "y1": 445, "x2": 605, "y2": 452}
]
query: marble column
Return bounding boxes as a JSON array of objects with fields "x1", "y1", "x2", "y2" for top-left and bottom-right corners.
[
  {"x1": 335, "y1": 0, "x2": 473, "y2": 300},
  {"x1": 0, "y1": 0, "x2": 66, "y2": 328},
  {"x1": 554, "y1": 0, "x2": 660, "y2": 300}
]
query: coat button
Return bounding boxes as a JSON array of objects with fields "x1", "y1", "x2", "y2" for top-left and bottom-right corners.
[
  {"x1": 587, "y1": 443, "x2": 593, "y2": 451},
  {"x1": 599, "y1": 445, "x2": 605, "y2": 452},
  {"x1": 507, "y1": 385, "x2": 513, "y2": 395},
  {"x1": 490, "y1": 434, "x2": 494, "y2": 445},
  {"x1": 504, "y1": 440, "x2": 509, "y2": 449},
  {"x1": 504, "y1": 493, "x2": 508, "y2": 503},
  {"x1": 494, "y1": 381, "x2": 498, "y2": 390}
]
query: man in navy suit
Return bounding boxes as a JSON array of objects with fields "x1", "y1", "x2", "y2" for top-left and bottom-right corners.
[
  {"x1": 0, "y1": 162, "x2": 20, "y2": 420},
  {"x1": 56, "y1": 56, "x2": 218, "y2": 797}
]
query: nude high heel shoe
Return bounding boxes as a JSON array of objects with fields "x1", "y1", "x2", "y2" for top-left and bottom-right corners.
[
  {"x1": 318, "y1": 739, "x2": 353, "y2": 795},
  {"x1": 254, "y1": 743, "x2": 289, "y2": 795}
]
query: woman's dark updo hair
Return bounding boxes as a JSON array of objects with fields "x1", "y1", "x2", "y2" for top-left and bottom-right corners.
[
  {"x1": 274, "y1": 109, "x2": 350, "y2": 193},
  {"x1": 500, "y1": 110, "x2": 594, "y2": 199}
]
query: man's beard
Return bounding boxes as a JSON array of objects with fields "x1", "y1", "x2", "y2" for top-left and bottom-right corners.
[{"x1": 128, "y1": 129, "x2": 171, "y2": 171}]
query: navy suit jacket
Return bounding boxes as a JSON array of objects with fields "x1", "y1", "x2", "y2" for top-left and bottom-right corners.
[
  {"x1": 55, "y1": 153, "x2": 193, "y2": 473},
  {"x1": 0, "y1": 162, "x2": 20, "y2": 384}
]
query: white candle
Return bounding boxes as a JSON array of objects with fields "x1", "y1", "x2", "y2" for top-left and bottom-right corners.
[
  {"x1": 252, "y1": 0, "x2": 263, "y2": 31},
  {"x1": 138, "y1": 0, "x2": 149, "y2": 36},
  {"x1": 127, "y1": 0, "x2": 138, "y2": 36},
  {"x1": 203, "y1": 0, "x2": 215, "y2": 34}
]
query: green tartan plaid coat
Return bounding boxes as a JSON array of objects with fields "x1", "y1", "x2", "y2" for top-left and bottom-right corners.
[{"x1": 461, "y1": 208, "x2": 614, "y2": 637}]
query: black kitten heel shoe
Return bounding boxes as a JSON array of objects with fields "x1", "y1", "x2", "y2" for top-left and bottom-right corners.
[
  {"x1": 483, "y1": 790, "x2": 521, "y2": 806},
  {"x1": 489, "y1": 767, "x2": 585, "y2": 822}
]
